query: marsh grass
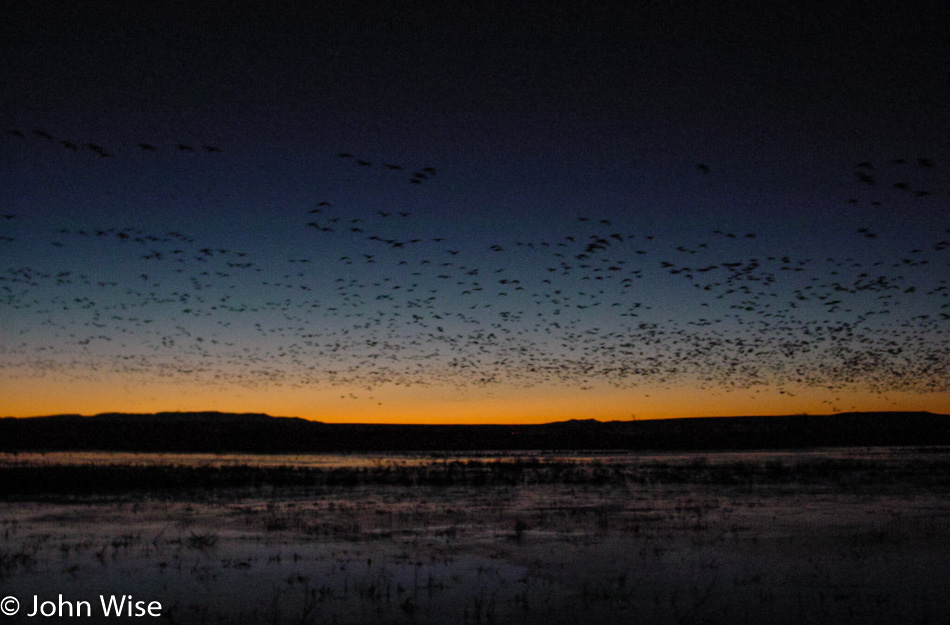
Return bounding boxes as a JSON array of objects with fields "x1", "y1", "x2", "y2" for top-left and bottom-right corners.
[
  {"x1": 3, "y1": 449, "x2": 950, "y2": 623},
  {"x1": 6, "y1": 452, "x2": 950, "y2": 499}
]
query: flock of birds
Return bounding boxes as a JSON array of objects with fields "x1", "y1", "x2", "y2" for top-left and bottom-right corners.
[
  {"x1": 5, "y1": 128, "x2": 223, "y2": 158},
  {"x1": 336, "y1": 152, "x2": 438, "y2": 185},
  {"x1": 2, "y1": 127, "x2": 949, "y2": 414}
]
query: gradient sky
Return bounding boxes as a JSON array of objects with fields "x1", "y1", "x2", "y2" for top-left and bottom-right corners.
[{"x1": 2, "y1": 2, "x2": 949, "y2": 423}]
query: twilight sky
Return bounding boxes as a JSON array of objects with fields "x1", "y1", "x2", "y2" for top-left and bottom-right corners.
[{"x1": 2, "y1": 1, "x2": 949, "y2": 422}]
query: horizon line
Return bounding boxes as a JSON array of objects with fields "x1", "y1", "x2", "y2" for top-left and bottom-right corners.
[{"x1": 4, "y1": 408, "x2": 946, "y2": 427}]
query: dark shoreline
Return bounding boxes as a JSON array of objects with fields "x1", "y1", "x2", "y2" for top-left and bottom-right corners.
[{"x1": 2, "y1": 411, "x2": 950, "y2": 453}]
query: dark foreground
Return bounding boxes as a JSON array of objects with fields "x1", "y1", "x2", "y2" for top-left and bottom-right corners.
[
  {"x1": 2, "y1": 448, "x2": 950, "y2": 624},
  {"x1": 3, "y1": 410, "x2": 950, "y2": 452}
]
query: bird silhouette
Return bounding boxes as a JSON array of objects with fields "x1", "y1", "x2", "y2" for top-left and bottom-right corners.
[{"x1": 3, "y1": 134, "x2": 948, "y2": 414}]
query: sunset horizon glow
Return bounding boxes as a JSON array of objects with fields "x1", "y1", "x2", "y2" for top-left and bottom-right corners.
[
  {"x1": 4, "y1": 382, "x2": 949, "y2": 425},
  {"x1": 3, "y1": 4, "x2": 949, "y2": 431}
]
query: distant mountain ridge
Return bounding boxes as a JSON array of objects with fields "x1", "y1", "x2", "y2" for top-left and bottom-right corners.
[
  {"x1": 35, "y1": 411, "x2": 303, "y2": 424},
  {"x1": 2, "y1": 411, "x2": 949, "y2": 452}
]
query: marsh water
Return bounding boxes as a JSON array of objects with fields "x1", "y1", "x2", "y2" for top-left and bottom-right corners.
[{"x1": 2, "y1": 447, "x2": 950, "y2": 624}]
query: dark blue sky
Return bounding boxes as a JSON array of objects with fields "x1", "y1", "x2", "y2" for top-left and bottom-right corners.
[{"x1": 2, "y1": 1, "x2": 949, "y2": 421}]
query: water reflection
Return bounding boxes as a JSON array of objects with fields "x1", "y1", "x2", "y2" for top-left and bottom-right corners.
[
  {"x1": 3, "y1": 448, "x2": 950, "y2": 623},
  {"x1": 5, "y1": 445, "x2": 946, "y2": 470}
]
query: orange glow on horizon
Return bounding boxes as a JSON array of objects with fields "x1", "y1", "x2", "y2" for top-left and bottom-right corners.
[{"x1": 3, "y1": 375, "x2": 949, "y2": 424}]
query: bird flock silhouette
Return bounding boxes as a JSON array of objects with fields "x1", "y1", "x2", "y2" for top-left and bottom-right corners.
[
  {"x1": 5, "y1": 128, "x2": 223, "y2": 158},
  {"x1": 2, "y1": 127, "x2": 949, "y2": 415}
]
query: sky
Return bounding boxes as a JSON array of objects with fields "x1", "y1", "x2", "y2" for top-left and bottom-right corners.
[{"x1": 2, "y1": 1, "x2": 950, "y2": 423}]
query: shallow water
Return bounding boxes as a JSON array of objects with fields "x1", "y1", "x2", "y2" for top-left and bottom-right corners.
[
  {"x1": 4, "y1": 444, "x2": 944, "y2": 469},
  {"x1": 2, "y1": 448, "x2": 950, "y2": 624}
]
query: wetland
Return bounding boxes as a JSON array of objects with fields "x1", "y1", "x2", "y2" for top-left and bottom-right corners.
[{"x1": 3, "y1": 448, "x2": 950, "y2": 624}]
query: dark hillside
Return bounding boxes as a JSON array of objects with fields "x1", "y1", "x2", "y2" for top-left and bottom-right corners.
[{"x1": 2, "y1": 411, "x2": 950, "y2": 452}]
